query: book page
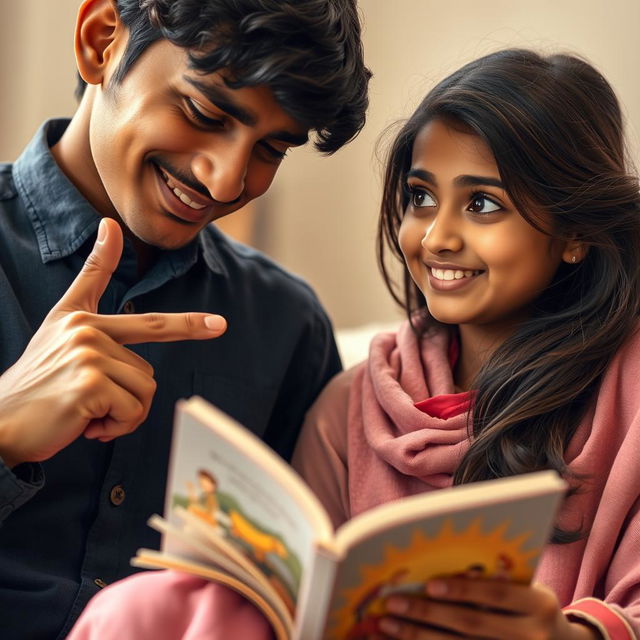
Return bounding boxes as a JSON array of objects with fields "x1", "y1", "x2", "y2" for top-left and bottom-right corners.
[
  {"x1": 164, "y1": 397, "x2": 334, "y2": 615},
  {"x1": 148, "y1": 511, "x2": 290, "y2": 626},
  {"x1": 320, "y1": 472, "x2": 565, "y2": 640}
]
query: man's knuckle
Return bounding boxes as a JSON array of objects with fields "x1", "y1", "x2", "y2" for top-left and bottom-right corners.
[
  {"x1": 70, "y1": 325, "x2": 102, "y2": 347},
  {"x1": 65, "y1": 310, "x2": 92, "y2": 329},
  {"x1": 184, "y1": 313, "x2": 196, "y2": 333},
  {"x1": 141, "y1": 377, "x2": 157, "y2": 400},
  {"x1": 143, "y1": 312, "x2": 166, "y2": 331},
  {"x1": 131, "y1": 403, "x2": 146, "y2": 427},
  {"x1": 72, "y1": 345, "x2": 101, "y2": 367},
  {"x1": 75, "y1": 368, "x2": 103, "y2": 393}
]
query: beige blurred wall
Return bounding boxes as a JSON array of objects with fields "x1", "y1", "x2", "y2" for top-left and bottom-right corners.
[
  {"x1": 265, "y1": 0, "x2": 640, "y2": 328},
  {"x1": 2, "y1": 0, "x2": 639, "y2": 329}
]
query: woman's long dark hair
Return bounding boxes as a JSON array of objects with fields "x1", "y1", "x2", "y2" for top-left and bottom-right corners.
[{"x1": 378, "y1": 49, "x2": 640, "y2": 542}]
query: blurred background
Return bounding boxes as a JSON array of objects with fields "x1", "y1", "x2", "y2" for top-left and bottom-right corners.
[{"x1": 2, "y1": 0, "x2": 639, "y2": 363}]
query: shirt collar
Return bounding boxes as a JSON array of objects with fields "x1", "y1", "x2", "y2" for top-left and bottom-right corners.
[
  {"x1": 12, "y1": 119, "x2": 212, "y2": 276},
  {"x1": 13, "y1": 119, "x2": 102, "y2": 264}
]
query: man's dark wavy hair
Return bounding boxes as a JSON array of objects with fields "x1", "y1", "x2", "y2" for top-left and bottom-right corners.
[{"x1": 76, "y1": 0, "x2": 371, "y2": 154}]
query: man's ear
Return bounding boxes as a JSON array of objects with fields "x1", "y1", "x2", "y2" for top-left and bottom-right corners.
[
  {"x1": 561, "y1": 239, "x2": 588, "y2": 265},
  {"x1": 74, "y1": 0, "x2": 123, "y2": 86}
]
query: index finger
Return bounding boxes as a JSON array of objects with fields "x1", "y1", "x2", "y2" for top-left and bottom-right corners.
[{"x1": 89, "y1": 311, "x2": 228, "y2": 344}]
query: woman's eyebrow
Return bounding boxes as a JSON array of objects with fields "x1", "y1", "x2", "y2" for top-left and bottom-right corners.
[
  {"x1": 406, "y1": 168, "x2": 437, "y2": 184},
  {"x1": 406, "y1": 169, "x2": 504, "y2": 190},
  {"x1": 454, "y1": 175, "x2": 504, "y2": 189}
]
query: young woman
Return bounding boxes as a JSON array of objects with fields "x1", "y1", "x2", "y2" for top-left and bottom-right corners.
[
  {"x1": 293, "y1": 48, "x2": 640, "y2": 639},
  {"x1": 69, "y1": 49, "x2": 640, "y2": 639}
]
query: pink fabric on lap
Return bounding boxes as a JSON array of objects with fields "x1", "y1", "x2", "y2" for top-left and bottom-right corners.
[{"x1": 67, "y1": 570, "x2": 275, "y2": 640}]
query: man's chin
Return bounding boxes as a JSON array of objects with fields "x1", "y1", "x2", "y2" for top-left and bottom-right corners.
[{"x1": 125, "y1": 220, "x2": 204, "y2": 254}]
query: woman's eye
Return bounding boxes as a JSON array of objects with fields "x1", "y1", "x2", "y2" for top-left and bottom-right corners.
[
  {"x1": 410, "y1": 188, "x2": 436, "y2": 208},
  {"x1": 468, "y1": 194, "x2": 501, "y2": 214}
]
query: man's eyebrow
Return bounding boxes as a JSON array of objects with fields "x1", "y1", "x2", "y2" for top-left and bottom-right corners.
[
  {"x1": 184, "y1": 76, "x2": 308, "y2": 146},
  {"x1": 406, "y1": 169, "x2": 504, "y2": 190},
  {"x1": 185, "y1": 76, "x2": 257, "y2": 126}
]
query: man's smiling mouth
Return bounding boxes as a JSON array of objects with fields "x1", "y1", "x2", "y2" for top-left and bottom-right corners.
[{"x1": 158, "y1": 168, "x2": 207, "y2": 211}]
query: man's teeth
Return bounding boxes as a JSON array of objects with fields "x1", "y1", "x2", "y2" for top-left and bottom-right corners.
[
  {"x1": 431, "y1": 268, "x2": 479, "y2": 281},
  {"x1": 162, "y1": 173, "x2": 206, "y2": 210}
]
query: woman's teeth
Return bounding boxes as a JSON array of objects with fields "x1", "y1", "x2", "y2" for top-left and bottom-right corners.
[
  {"x1": 431, "y1": 268, "x2": 479, "y2": 281},
  {"x1": 161, "y1": 172, "x2": 206, "y2": 210}
]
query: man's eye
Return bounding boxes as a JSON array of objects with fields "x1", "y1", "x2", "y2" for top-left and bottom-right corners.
[
  {"x1": 408, "y1": 187, "x2": 436, "y2": 208},
  {"x1": 260, "y1": 142, "x2": 289, "y2": 161},
  {"x1": 468, "y1": 193, "x2": 501, "y2": 214},
  {"x1": 186, "y1": 99, "x2": 223, "y2": 127}
]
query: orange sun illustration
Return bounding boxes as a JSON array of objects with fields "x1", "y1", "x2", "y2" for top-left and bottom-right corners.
[{"x1": 326, "y1": 518, "x2": 539, "y2": 640}]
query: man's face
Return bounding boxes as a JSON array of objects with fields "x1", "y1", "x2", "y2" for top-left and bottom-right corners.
[{"x1": 85, "y1": 39, "x2": 307, "y2": 250}]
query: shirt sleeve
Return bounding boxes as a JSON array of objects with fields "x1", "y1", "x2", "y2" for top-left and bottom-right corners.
[
  {"x1": 0, "y1": 459, "x2": 44, "y2": 524},
  {"x1": 262, "y1": 305, "x2": 343, "y2": 462},
  {"x1": 292, "y1": 367, "x2": 358, "y2": 530},
  {"x1": 564, "y1": 599, "x2": 636, "y2": 640},
  {"x1": 562, "y1": 491, "x2": 640, "y2": 640}
]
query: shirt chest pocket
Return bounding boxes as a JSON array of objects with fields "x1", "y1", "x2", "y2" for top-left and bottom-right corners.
[{"x1": 193, "y1": 371, "x2": 278, "y2": 440}]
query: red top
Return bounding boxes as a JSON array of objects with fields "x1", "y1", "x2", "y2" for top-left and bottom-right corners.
[{"x1": 414, "y1": 334, "x2": 473, "y2": 419}]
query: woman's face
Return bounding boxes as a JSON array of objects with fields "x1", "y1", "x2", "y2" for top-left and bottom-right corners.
[{"x1": 399, "y1": 119, "x2": 567, "y2": 338}]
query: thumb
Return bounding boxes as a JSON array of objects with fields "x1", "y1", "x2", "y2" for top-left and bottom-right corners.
[{"x1": 55, "y1": 218, "x2": 124, "y2": 312}]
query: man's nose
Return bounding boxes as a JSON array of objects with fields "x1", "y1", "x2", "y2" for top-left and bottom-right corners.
[{"x1": 190, "y1": 145, "x2": 248, "y2": 205}]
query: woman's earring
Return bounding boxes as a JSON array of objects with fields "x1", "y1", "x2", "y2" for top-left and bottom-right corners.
[{"x1": 571, "y1": 255, "x2": 577, "y2": 264}]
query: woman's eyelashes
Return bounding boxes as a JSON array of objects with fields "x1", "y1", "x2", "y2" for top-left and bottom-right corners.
[
  {"x1": 467, "y1": 192, "x2": 502, "y2": 214},
  {"x1": 406, "y1": 184, "x2": 503, "y2": 214},
  {"x1": 406, "y1": 185, "x2": 436, "y2": 208}
]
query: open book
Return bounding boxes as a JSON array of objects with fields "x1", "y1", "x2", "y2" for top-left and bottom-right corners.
[{"x1": 133, "y1": 396, "x2": 567, "y2": 640}]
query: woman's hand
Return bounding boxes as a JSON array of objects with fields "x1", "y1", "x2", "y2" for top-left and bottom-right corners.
[{"x1": 375, "y1": 578, "x2": 600, "y2": 639}]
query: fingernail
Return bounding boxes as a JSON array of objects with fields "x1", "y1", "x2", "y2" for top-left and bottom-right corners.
[
  {"x1": 386, "y1": 597, "x2": 409, "y2": 614},
  {"x1": 204, "y1": 315, "x2": 226, "y2": 332},
  {"x1": 97, "y1": 219, "x2": 107, "y2": 244},
  {"x1": 426, "y1": 579, "x2": 448, "y2": 597},
  {"x1": 378, "y1": 618, "x2": 400, "y2": 634}
]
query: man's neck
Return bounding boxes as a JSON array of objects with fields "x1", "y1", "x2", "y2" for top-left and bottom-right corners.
[{"x1": 51, "y1": 99, "x2": 159, "y2": 276}]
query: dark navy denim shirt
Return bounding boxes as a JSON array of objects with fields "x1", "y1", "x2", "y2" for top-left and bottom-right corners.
[{"x1": 0, "y1": 120, "x2": 341, "y2": 639}]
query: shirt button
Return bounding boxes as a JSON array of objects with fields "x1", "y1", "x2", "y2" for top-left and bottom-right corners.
[
  {"x1": 123, "y1": 300, "x2": 135, "y2": 314},
  {"x1": 94, "y1": 578, "x2": 108, "y2": 589},
  {"x1": 109, "y1": 484, "x2": 126, "y2": 506}
]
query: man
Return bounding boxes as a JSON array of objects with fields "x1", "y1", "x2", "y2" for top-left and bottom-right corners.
[{"x1": 0, "y1": 0, "x2": 370, "y2": 637}]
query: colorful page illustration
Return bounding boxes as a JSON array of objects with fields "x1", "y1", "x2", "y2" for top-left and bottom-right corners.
[
  {"x1": 324, "y1": 495, "x2": 554, "y2": 640},
  {"x1": 166, "y1": 404, "x2": 322, "y2": 611}
]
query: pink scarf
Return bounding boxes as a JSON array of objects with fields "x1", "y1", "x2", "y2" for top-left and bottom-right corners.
[{"x1": 347, "y1": 320, "x2": 471, "y2": 517}]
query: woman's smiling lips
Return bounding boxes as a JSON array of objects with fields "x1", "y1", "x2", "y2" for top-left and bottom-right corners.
[
  {"x1": 426, "y1": 262, "x2": 484, "y2": 291},
  {"x1": 153, "y1": 163, "x2": 216, "y2": 223}
]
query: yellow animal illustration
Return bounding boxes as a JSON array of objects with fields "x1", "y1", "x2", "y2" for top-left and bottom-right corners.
[{"x1": 229, "y1": 510, "x2": 287, "y2": 563}]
